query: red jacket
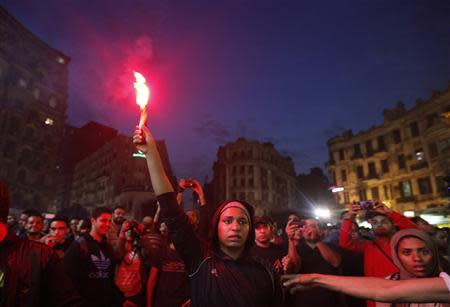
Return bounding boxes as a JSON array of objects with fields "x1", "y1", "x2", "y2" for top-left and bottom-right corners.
[{"x1": 339, "y1": 212, "x2": 417, "y2": 307}]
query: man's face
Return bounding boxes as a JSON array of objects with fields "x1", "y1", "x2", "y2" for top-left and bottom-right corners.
[
  {"x1": 159, "y1": 222, "x2": 168, "y2": 237},
  {"x1": 397, "y1": 237, "x2": 433, "y2": 277},
  {"x1": 303, "y1": 219, "x2": 321, "y2": 243},
  {"x1": 7, "y1": 215, "x2": 16, "y2": 227},
  {"x1": 70, "y1": 219, "x2": 79, "y2": 232},
  {"x1": 255, "y1": 224, "x2": 272, "y2": 244},
  {"x1": 49, "y1": 221, "x2": 69, "y2": 243},
  {"x1": 91, "y1": 213, "x2": 112, "y2": 236},
  {"x1": 26, "y1": 216, "x2": 43, "y2": 235},
  {"x1": 19, "y1": 214, "x2": 28, "y2": 229},
  {"x1": 113, "y1": 208, "x2": 126, "y2": 225},
  {"x1": 370, "y1": 215, "x2": 394, "y2": 237},
  {"x1": 142, "y1": 216, "x2": 153, "y2": 229},
  {"x1": 434, "y1": 230, "x2": 448, "y2": 249},
  {"x1": 217, "y1": 206, "x2": 250, "y2": 251}
]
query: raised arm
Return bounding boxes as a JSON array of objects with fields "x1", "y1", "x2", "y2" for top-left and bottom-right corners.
[
  {"x1": 282, "y1": 274, "x2": 450, "y2": 303},
  {"x1": 133, "y1": 126, "x2": 203, "y2": 272}
]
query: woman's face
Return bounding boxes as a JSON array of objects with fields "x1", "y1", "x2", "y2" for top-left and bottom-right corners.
[
  {"x1": 397, "y1": 237, "x2": 433, "y2": 277},
  {"x1": 217, "y1": 206, "x2": 250, "y2": 251}
]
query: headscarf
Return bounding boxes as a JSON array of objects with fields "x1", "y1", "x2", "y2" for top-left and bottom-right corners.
[
  {"x1": 390, "y1": 228, "x2": 441, "y2": 279},
  {"x1": 209, "y1": 199, "x2": 255, "y2": 255}
]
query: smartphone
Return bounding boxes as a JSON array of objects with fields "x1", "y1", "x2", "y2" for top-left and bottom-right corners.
[{"x1": 358, "y1": 200, "x2": 374, "y2": 210}]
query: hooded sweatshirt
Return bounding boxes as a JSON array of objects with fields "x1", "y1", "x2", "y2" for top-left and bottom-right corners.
[
  {"x1": 376, "y1": 229, "x2": 450, "y2": 307},
  {"x1": 157, "y1": 192, "x2": 283, "y2": 307}
]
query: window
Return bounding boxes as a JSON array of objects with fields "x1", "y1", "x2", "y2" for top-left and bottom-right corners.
[
  {"x1": 400, "y1": 181, "x2": 413, "y2": 198},
  {"x1": 377, "y1": 135, "x2": 386, "y2": 151},
  {"x1": 371, "y1": 187, "x2": 379, "y2": 200},
  {"x1": 232, "y1": 166, "x2": 236, "y2": 175},
  {"x1": 331, "y1": 171, "x2": 336, "y2": 185},
  {"x1": 415, "y1": 149, "x2": 424, "y2": 161},
  {"x1": 359, "y1": 189, "x2": 367, "y2": 201},
  {"x1": 428, "y1": 142, "x2": 438, "y2": 158},
  {"x1": 240, "y1": 178, "x2": 245, "y2": 187},
  {"x1": 368, "y1": 162, "x2": 377, "y2": 178},
  {"x1": 353, "y1": 144, "x2": 362, "y2": 158},
  {"x1": 418, "y1": 177, "x2": 432, "y2": 195},
  {"x1": 248, "y1": 178, "x2": 254, "y2": 187},
  {"x1": 427, "y1": 113, "x2": 437, "y2": 128},
  {"x1": 232, "y1": 178, "x2": 237, "y2": 187},
  {"x1": 339, "y1": 149, "x2": 345, "y2": 161},
  {"x1": 344, "y1": 192, "x2": 350, "y2": 204},
  {"x1": 398, "y1": 154, "x2": 406, "y2": 169},
  {"x1": 240, "y1": 165, "x2": 245, "y2": 175},
  {"x1": 393, "y1": 129, "x2": 402, "y2": 144},
  {"x1": 384, "y1": 185, "x2": 390, "y2": 199},
  {"x1": 410, "y1": 122, "x2": 420, "y2": 138},
  {"x1": 341, "y1": 169, "x2": 347, "y2": 182},
  {"x1": 366, "y1": 140, "x2": 374, "y2": 156},
  {"x1": 381, "y1": 159, "x2": 389, "y2": 173},
  {"x1": 248, "y1": 165, "x2": 254, "y2": 175},
  {"x1": 239, "y1": 192, "x2": 246, "y2": 200},
  {"x1": 357, "y1": 166, "x2": 364, "y2": 179}
]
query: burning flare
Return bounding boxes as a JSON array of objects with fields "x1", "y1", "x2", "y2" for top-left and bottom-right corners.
[
  {"x1": 134, "y1": 71, "x2": 150, "y2": 109},
  {"x1": 134, "y1": 71, "x2": 150, "y2": 128}
]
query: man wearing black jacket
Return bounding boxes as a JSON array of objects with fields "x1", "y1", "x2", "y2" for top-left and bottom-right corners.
[
  {"x1": 64, "y1": 207, "x2": 122, "y2": 307},
  {"x1": 0, "y1": 180, "x2": 83, "y2": 307}
]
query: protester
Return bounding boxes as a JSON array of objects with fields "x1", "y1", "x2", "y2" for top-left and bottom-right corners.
[
  {"x1": 339, "y1": 201, "x2": 417, "y2": 306},
  {"x1": 115, "y1": 220, "x2": 150, "y2": 306},
  {"x1": 69, "y1": 217, "x2": 80, "y2": 240},
  {"x1": 25, "y1": 211, "x2": 45, "y2": 241},
  {"x1": 434, "y1": 228, "x2": 450, "y2": 273},
  {"x1": 77, "y1": 218, "x2": 91, "y2": 237},
  {"x1": 251, "y1": 215, "x2": 300, "y2": 274},
  {"x1": 0, "y1": 180, "x2": 84, "y2": 306},
  {"x1": 107, "y1": 205, "x2": 127, "y2": 249},
  {"x1": 41, "y1": 215, "x2": 73, "y2": 259},
  {"x1": 64, "y1": 206, "x2": 122, "y2": 306},
  {"x1": 133, "y1": 125, "x2": 282, "y2": 306},
  {"x1": 289, "y1": 218, "x2": 346, "y2": 307}
]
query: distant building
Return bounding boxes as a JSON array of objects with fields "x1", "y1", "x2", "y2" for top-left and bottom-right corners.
[
  {"x1": 327, "y1": 86, "x2": 450, "y2": 214},
  {"x1": 0, "y1": 5, "x2": 69, "y2": 211},
  {"x1": 69, "y1": 132, "x2": 176, "y2": 219},
  {"x1": 208, "y1": 137, "x2": 301, "y2": 216}
]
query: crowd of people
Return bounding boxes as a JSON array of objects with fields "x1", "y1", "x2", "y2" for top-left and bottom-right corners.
[{"x1": 0, "y1": 123, "x2": 449, "y2": 306}]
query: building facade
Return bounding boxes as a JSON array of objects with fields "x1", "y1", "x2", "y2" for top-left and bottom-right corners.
[
  {"x1": 209, "y1": 137, "x2": 301, "y2": 216},
  {"x1": 327, "y1": 86, "x2": 450, "y2": 214},
  {"x1": 0, "y1": 5, "x2": 69, "y2": 211},
  {"x1": 69, "y1": 133, "x2": 176, "y2": 219}
]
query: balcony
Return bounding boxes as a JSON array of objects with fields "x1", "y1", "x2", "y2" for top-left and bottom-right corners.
[
  {"x1": 396, "y1": 196, "x2": 416, "y2": 203},
  {"x1": 410, "y1": 161, "x2": 429, "y2": 171},
  {"x1": 351, "y1": 153, "x2": 363, "y2": 160}
]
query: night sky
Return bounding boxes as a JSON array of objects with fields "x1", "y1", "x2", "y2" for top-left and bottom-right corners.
[{"x1": 2, "y1": 0, "x2": 450, "y2": 181}]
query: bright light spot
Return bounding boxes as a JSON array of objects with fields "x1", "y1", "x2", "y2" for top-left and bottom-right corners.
[
  {"x1": 420, "y1": 214, "x2": 443, "y2": 225},
  {"x1": 403, "y1": 211, "x2": 415, "y2": 218},
  {"x1": 57, "y1": 57, "x2": 65, "y2": 64},
  {"x1": 132, "y1": 152, "x2": 146, "y2": 159},
  {"x1": 415, "y1": 151, "x2": 424, "y2": 161},
  {"x1": 326, "y1": 223, "x2": 333, "y2": 227},
  {"x1": 331, "y1": 187, "x2": 344, "y2": 193},
  {"x1": 358, "y1": 221, "x2": 372, "y2": 229},
  {"x1": 314, "y1": 208, "x2": 331, "y2": 219},
  {"x1": 45, "y1": 118, "x2": 54, "y2": 125}
]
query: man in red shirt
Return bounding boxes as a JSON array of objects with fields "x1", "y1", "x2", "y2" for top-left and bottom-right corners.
[{"x1": 339, "y1": 201, "x2": 417, "y2": 307}]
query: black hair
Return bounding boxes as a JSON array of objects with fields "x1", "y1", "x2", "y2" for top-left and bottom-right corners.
[
  {"x1": 49, "y1": 215, "x2": 69, "y2": 228},
  {"x1": 92, "y1": 207, "x2": 112, "y2": 219}
]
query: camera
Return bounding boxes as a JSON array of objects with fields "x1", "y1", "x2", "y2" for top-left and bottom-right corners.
[
  {"x1": 358, "y1": 200, "x2": 374, "y2": 210},
  {"x1": 126, "y1": 221, "x2": 141, "y2": 241},
  {"x1": 292, "y1": 220, "x2": 305, "y2": 227}
]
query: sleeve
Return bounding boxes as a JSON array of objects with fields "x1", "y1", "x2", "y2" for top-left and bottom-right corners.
[
  {"x1": 157, "y1": 192, "x2": 204, "y2": 273},
  {"x1": 43, "y1": 250, "x2": 85, "y2": 307},
  {"x1": 338, "y1": 219, "x2": 368, "y2": 254},
  {"x1": 440, "y1": 272, "x2": 450, "y2": 292},
  {"x1": 388, "y1": 211, "x2": 418, "y2": 230},
  {"x1": 63, "y1": 240, "x2": 82, "y2": 286}
]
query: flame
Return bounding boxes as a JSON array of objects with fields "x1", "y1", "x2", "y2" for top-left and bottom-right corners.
[{"x1": 134, "y1": 71, "x2": 150, "y2": 109}]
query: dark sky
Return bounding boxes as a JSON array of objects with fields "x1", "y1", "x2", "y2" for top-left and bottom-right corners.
[{"x1": 2, "y1": 0, "x2": 450, "y2": 181}]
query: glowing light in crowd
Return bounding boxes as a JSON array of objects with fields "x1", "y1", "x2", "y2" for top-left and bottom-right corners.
[
  {"x1": 331, "y1": 186, "x2": 344, "y2": 193},
  {"x1": 403, "y1": 211, "x2": 415, "y2": 218},
  {"x1": 314, "y1": 208, "x2": 331, "y2": 219},
  {"x1": 134, "y1": 71, "x2": 150, "y2": 128}
]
